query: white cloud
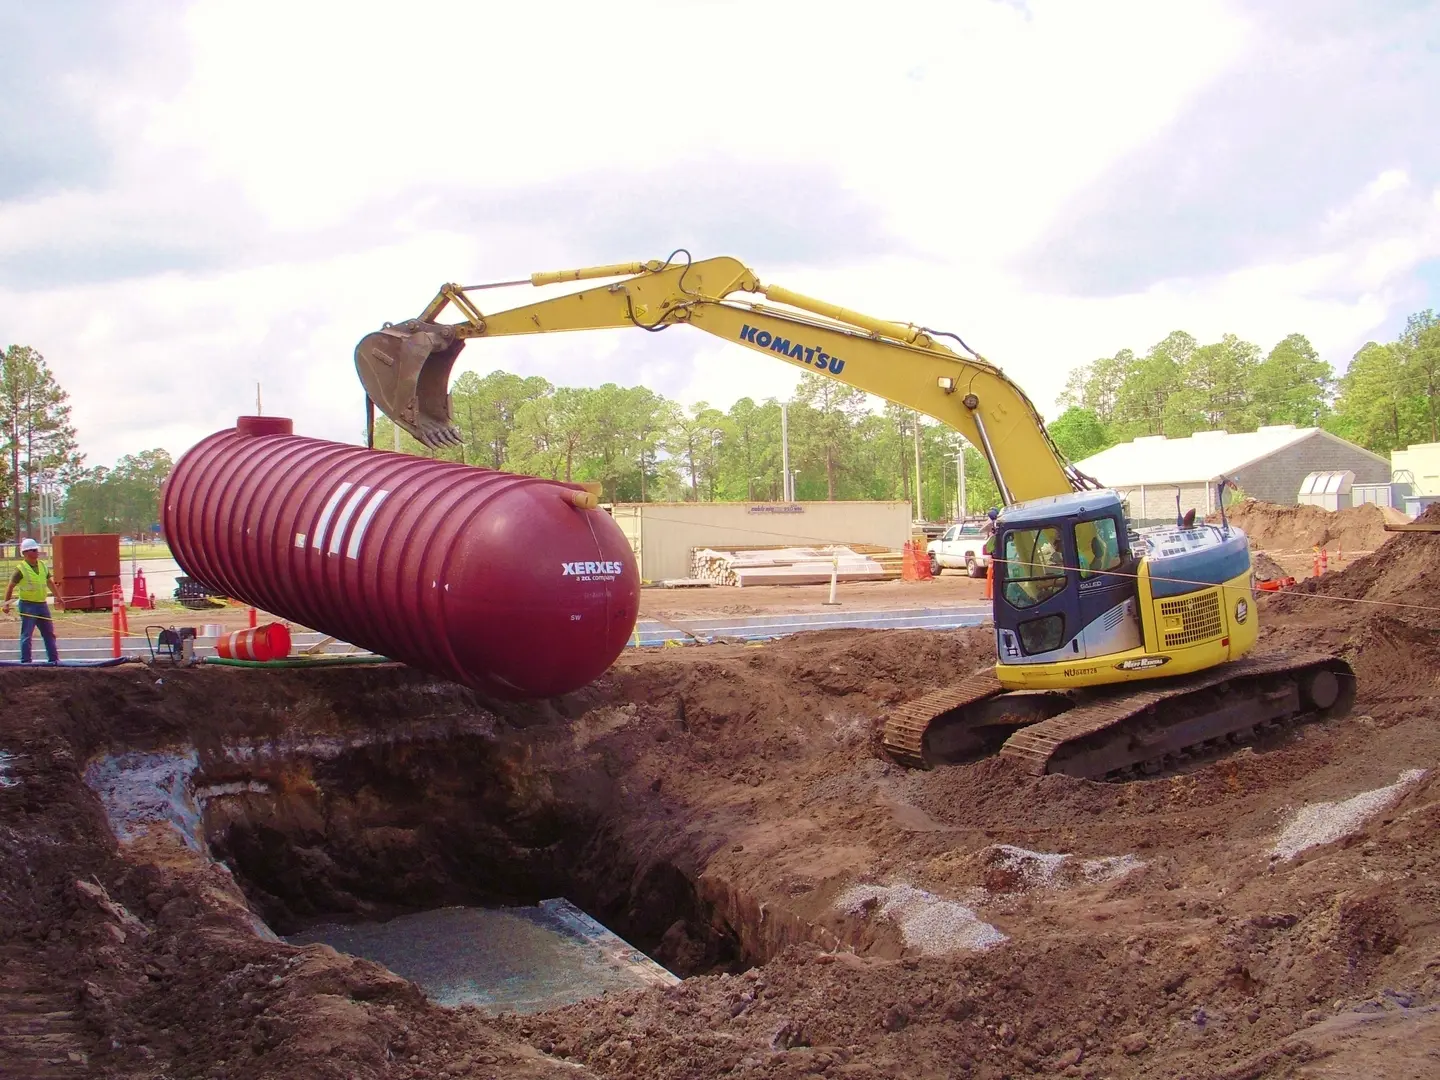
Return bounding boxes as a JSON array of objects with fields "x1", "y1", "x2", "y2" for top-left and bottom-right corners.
[{"x1": 0, "y1": 0, "x2": 1436, "y2": 470}]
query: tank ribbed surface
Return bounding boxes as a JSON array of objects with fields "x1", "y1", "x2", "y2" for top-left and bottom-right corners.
[{"x1": 162, "y1": 418, "x2": 639, "y2": 699}]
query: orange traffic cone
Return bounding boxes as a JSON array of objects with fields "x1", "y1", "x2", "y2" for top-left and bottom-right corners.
[{"x1": 131, "y1": 567, "x2": 153, "y2": 610}]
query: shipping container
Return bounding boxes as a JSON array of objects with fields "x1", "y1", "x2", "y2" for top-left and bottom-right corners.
[{"x1": 52, "y1": 533, "x2": 121, "y2": 611}]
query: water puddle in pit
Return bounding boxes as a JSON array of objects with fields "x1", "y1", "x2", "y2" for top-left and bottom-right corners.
[{"x1": 286, "y1": 900, "x2": 679, "y2": 1015}]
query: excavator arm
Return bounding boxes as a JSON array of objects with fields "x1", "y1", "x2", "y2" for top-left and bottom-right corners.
[{"x1": 355, "y1": 253, "x2": 1096, "y2": 504}]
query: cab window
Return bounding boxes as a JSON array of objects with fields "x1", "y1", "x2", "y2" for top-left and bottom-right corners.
[
  {"x1": 1074, "y1": 518, "x2": 1122, "y2": 580},
  {"x1": 1002, "y1": 526, "x2": 1067, "y2": 609},
  {"x1": 941, "y1": 526, "x2": 958, "y2": 542}
]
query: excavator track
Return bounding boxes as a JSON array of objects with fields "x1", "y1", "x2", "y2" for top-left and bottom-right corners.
[
  {"x1": 1000, "y1": 652, "x2": 1353, "y2": 779},
  {"x1": 884, "y1": 652, "x2": 1355, "y2": 779},
  {"x1": 881, "y1": 671, "x2": 1005, "y2": 768}
]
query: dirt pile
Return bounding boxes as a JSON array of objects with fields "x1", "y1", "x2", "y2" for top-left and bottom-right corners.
[
  {"x1": 1271, "y1": 502, "x2": 1440, "y2": 608},
  {"x1": 1258, "y1": 502, "x2": 1440, "y2": 698},
  {"x1": 1251, "y1": 550, "x2": 1290, "y2": 581},
  {"x1": 1215, "y1": 499, "x2": 1405, "y2": 553}
]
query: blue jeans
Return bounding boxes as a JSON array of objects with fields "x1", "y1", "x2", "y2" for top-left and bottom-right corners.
[{"x1": 18, "y1": 600, "x2": 58, "y2": 664}]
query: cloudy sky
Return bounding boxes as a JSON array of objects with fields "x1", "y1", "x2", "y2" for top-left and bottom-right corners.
[{"x1": 2, "y1": 0, "x2": 1437, "y2": 468}]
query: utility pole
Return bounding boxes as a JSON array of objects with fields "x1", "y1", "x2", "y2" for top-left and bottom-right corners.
[
  {"x1": 781, "y1": 402, "x2": 792, "y2": 502},
  {"x1": 255, "y1": 382, "x2": 263, "y2": 415},
  {"x1": 912, "y1": 410, "x2": 924, "y2": 521},
  {"x1": 957, "y1": 440, "x2": 967, "y2": 520}
]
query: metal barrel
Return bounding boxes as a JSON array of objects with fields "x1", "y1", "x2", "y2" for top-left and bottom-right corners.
[{"x1": 162, "y1": 416, "x2": 639, "y2": 699}]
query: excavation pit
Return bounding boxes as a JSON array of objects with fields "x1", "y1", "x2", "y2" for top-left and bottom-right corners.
[{"x1": 79, "y1": 666, "x2": 757, "y2": 994}]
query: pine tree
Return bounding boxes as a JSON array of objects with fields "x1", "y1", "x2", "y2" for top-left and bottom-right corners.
[{"x1": 1, "y1": 346, "x2": 83, "y2": 553}]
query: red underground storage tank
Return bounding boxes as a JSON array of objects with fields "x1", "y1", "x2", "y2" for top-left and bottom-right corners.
[{"x1": 162, "y1": 416, "x2": 640, "y2": 699}]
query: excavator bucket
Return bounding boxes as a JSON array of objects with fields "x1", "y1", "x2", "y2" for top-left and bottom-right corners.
[{"x1": 355, "y1": 320, "x2": 467, "y2": 449}]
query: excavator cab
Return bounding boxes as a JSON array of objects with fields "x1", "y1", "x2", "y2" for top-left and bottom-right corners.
[{"x1": 993, "y1": 492, "x2": 1140, "y2": 676}]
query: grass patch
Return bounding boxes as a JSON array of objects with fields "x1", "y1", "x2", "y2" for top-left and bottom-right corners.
[{"x1": 119, "y1": 543, "x2": 173, "y2": 560}]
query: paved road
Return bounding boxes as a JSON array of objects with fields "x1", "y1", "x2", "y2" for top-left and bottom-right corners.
[{"x1": 14, "y1": 603, "x2": 993, "y2": 663}]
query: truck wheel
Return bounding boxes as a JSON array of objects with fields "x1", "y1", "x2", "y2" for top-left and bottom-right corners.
[
  {"x1": 966, "y1": 556, "x2": 982, "y2": 578},
  {"x1": 929, "y1": 553, "x2": 942, "y2": 576}
]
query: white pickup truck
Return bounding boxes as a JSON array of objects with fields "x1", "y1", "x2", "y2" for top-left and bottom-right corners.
[{"x1": 926, "y1": 521, "x2": 992, "y2": 578}]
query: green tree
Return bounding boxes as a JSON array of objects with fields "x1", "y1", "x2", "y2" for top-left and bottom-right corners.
[
  {"x1": 1251, "y1": 333, "x2": 1333, "y2": 426},
  {"x1": 1048, "y1": 406, "x2": 1113, "y2": 462},
  {"x1": 508, "y1": 386, "x2": 589, "y2": 482},
  {"x1": 628, "y1": 389, "x2": 678, "y2": 503},
  {"x1": 1058, "y1": 349, "x2": 1135, "y2": 426},
  {"x1": 1, "y1": 345, "x2": 82, "y2": 551},
  {"x1": 665, "y1": 402, "x2": 726, "y2": 500},
  {"x1": 1113, "y1": 331, "x2": 1196, "y2": 438},
  {"x1": 111, "y1": 449, "x2": 173, "y2": 534},
  {"x1": 1399, "y1": 310, "x2": 1440, "y2": 442},
  {"x1": 883, "y1": 404, "x2": 917, "y2": 508},
  {"x1": 716, "y1": 397, "x2": 782, "y2": 500},
  {"x1": 963, "y1": 444, "x2": 1001, "y2": 516},
  {"x1": 1330, "y1": 341, "x2": 1426, "y2": 453},
  {"x1": 1182, "y1": 333, "x2": 1261, "y2": 431},
  {"x1": 454, "y1": 370, "x2": 553, "y2": 469},
  {"x1": 60, "y1": 450, "x2": 172, "y2": 536},
  {"x1": 792, "y1": 380, "x2": 869, "y2": 499},
  {"x1": 58, "y1": 468, "x2": 117, "y2": 535}
]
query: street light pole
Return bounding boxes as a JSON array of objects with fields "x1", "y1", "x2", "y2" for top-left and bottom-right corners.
[
  {"x1": 781, "y1": 402, "x2": 792, "y2": 502},
  {"x1": 913, "y1": 410, "x2": 924, "y2": 521},
  {"x1": 957, "y1": 441, "x2": 967, "y2": 520}
]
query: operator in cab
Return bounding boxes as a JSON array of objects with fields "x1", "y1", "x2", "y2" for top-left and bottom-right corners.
[{"x1": 3, "y1": 538, "x2": 60, "y2": 664}]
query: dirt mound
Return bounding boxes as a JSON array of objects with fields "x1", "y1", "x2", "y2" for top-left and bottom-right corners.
[
  {"x1": 1271, "y1": 502, "x2": 1440, "y2": 608},
  {"x1": 1215, "y1": 499, "x2": 1402, "y2": 553},
  {"x1": 1251, "y1": 550, "x2": 1290, "y2": 581}
]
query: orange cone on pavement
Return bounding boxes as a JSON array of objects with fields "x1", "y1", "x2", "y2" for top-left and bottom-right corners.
[{"x1": 131, "y1": 567, "x2": 153, "y2": 610}]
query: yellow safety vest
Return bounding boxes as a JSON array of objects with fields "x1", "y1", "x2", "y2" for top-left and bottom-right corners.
[{"x1": 15, "y1": 559, "x2": 48, "y2": 602}]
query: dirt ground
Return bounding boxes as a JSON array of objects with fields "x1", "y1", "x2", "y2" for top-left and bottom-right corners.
[{"x1": 2, "y1": 509, "x2": 1439, "y2": 1079}]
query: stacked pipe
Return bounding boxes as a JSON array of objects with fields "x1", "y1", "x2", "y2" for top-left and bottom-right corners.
[{"x1": 688, "y1": 545, "x2": 894, "y2": 587}]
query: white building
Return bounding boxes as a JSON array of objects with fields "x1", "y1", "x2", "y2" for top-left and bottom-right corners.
[{"x1": 1073, "y1": 425, "x2": 1390, "y2": 523}]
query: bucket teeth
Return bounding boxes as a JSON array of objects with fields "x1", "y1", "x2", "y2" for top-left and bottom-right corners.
[{"x1": 355, "y1": 323, "x2": 466, "y2": 449}]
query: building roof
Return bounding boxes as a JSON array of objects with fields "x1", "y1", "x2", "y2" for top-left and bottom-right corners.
[
  {"x1": 1073, "y1": 425, "x2": 1384, "y2": 488},
  {"x1": 999, "y1": 490, "x2": 1123, "y2": 526}
]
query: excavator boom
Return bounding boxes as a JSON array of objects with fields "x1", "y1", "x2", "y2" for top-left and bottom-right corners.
[{"x1": 356, "y1": 254, "x2": 1093, "y2": 504}]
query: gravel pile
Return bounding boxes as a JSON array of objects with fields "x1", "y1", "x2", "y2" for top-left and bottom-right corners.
[
  {"x1": 837, "y1": 883, "x2": 1007, "y2": 955},
  {"x1": 1268, "y1": 769, "x2": 1427, "y2": 861},
  {"x1": 984, "y1": 844, "x2": 1144, "y2": 889}
]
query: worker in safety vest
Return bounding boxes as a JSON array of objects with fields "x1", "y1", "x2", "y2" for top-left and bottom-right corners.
[{"x1": 3, "y1": 538, "x2": 59, "y2": 664}]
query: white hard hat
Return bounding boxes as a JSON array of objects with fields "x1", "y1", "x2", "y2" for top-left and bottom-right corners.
[{"x1": 20, "y1": 538, "x2": 39, "y2": 553}]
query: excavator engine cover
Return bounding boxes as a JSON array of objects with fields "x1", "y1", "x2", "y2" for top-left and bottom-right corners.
[{"x1": 355, "y1": 320, "x2": 466, "y2": 448}]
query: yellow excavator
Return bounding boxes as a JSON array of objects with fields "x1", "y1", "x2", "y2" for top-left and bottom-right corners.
[{"x1": 355, "y1": 251, "x2": 1354, "y2": 780}]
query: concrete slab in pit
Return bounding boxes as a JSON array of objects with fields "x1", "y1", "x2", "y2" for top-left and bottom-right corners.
[{"x1": 286, "y1": 900, "x2": 679, "y2": 1015}]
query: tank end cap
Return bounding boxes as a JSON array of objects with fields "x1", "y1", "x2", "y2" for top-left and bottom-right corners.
[{"x1": 237, "y1": 416, "x2": 295, "y2": 438}]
